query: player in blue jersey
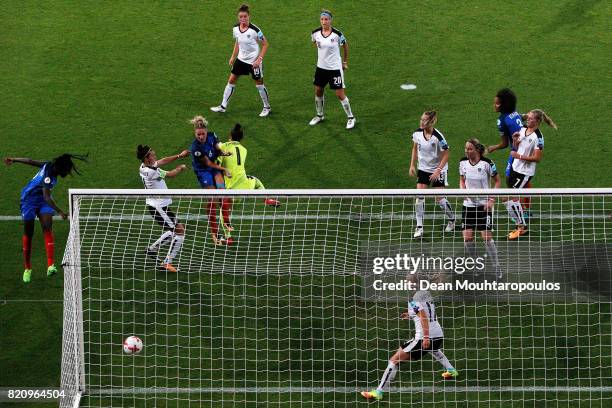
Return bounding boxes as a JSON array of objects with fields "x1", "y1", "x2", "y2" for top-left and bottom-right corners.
[
  {"x1": 4, "y1": 154, "x2": 87, "y2": 283},
  {"x1": 189, "y1": 116, "x2": 232, "y2": 244},
  {"x1": 487, "y1": 88, "x2": 523, "y2": 185}
]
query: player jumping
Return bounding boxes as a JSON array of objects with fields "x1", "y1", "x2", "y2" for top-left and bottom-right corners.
[
  {"x1": 137, "y1": 144, "x2": 189, "y2": 273},
  {"x1": 361, "y1": 291, "x2": 458, "y2": 401},
  {"x1": 408, "y1": 110, "x2": 456, "y2": 238},
  {"x1": 217, "y1": 123, "x2": 280, "y2": 236},
  {"x1": 4, "y1": 154, "x2": 87, "y2": 283},
  {"x1": 189, "y1": 116, "x2": 232, "y2": 245}
]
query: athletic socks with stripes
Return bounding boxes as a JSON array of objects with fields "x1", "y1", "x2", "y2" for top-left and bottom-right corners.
[
  {"x1": 376, "y1": 361, "x2": 398, "y2": 392},
  {"x1": 256, "y1": 84, "x2": 270, "y2": 109},
  {"x1": 221, "y1": 83, "x2": 235, "y2": 108}
]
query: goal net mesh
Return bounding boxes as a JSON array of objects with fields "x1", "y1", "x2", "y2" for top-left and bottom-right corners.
[{"x1": 60, "y1": 189, "x2": 612, "y2": 407}]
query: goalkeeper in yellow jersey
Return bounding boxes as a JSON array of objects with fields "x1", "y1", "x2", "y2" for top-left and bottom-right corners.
[{"x1": 218, "y1": 123, "x2": 280, "y2": 235}]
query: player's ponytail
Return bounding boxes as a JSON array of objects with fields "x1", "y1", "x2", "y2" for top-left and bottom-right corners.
[
  {"x1": 231, "y1": 123, "x2": 244, "y2": 141},
  {"x1": 422, "y1": 110, "x2": 438, "y2": 128},
  {"x1": 52, "y1": 153, "x2": 88, "y2": 177},
  {"x1": 190, "y1": 115, "x2": 208, "y2": 130},
  {"x1": 531, "y1": 109, "x2": 558, "y2": 130},
  {"x1": 467, "y1": 138, "x2": 486, "y2": 157},
  {"x1": 137, "y1": 145, "x2": 151, "y2": 161}
]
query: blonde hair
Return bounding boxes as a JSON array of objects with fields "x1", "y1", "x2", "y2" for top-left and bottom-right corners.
[
  {"x1": 190, "y1": 115, "x2": 208, "y2": 129},
  {"x1": 466, "y1": 138, "x2": 486, "y2": 157},
  {"x1": 530, "y1": 109, "x2": 558, "y2": 129},
  {"x1": 422, "y1": 110, "x2": 438, "y2": 128}
]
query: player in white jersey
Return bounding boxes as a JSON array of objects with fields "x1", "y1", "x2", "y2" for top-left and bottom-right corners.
[
  {"x1": 459, "y1": 139, "x2": 503, "y2": 279},
  {"x1": 504, "y1": 109, "x2": 557, "y2": 240},
  {"x1": 309, "y1": 10, "x2": 356, "y2": 129},
  {"x1": 409, "y1": 111, "x2": 456, "y2": 238},
  {"x1": 137, "y1": 144, "x2": 190, "y2": 273},
  {"x1": 211, "y1": 4, "x2": 271, "y2": 117},
  {"x1": 361, "y1": 291, "x2": 458, "y2": 401}
]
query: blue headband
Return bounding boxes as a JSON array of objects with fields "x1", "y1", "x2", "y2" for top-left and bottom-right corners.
[{"x1": 320, "y1": 11, "x2": 332, "y2": 19}]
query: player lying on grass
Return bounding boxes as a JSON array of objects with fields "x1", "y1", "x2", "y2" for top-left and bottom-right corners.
[
  {"x1": 137, "y1": 144, "x2": 189, "y2": 273},
  {"x1": 459, "y1": 139, "x2": 503, "y2": 279},
  {"x1": 4, "y1": 154, "x2": 87, "y2": 283},
  {"x1": 217, "y1": 123, "x2": 280, "y2": 240},
  {"x1": 361, "y1": 291, "x2": 457, "y2": 401},
  {"x1": 409, "y1": 110, "x2": 456, "y2": 238},
  {"x1": 504, "y1": 109, "x2": 557, "y2": 240},
  {"x1": 189, "y1": 116, "x2": 233, "y2": 245}
]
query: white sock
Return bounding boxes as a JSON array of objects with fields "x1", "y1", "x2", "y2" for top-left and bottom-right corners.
[
  {"x1": 315, "y1": 96, "x2": 324, "y2": 116},
  {"x1": 164, "y1": 234, "x2": 184, "y2": 264},
  {"x1": 150, "y1": 231, "x2": 173, "y2": 251},
  {"x1": 415, "y1": 197, "x2": 425, "y2": 228},
  {"x1": 376, "y1": 361, "x2": 398, "y2": 392},
  {"x1": 464, "y1": 240, "x2": 476, "y2": 258},
  {"x1": 221, "y1": 83, "x2": 235, "y2": 108},
  {"x1": 512, "y1": 201, "x2": 526, "y2": 226},
  {"x1": 340, "y1": 97, "x2": 353, "y2": 118},
  {"x1": 432, "y1": 350, "x2": 454, "y2": 370},
  {"x1": 485, "y1": 239, "x2": 501, "y2": 267},
  {"x1": 256, "y1": 84, "x2": 270, "y2": 109},
  {"x1": 438, "y1": 197, "x2": 455, "y2": 221},
  {"x1": 505, "y1": 200, "x2": 518, "y2": 224}
]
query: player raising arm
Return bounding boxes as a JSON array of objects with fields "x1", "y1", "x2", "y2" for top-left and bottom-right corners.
[
  {"x1": 4, "y1": 154, "x2": 87, "y2": 283},
  {"x1": 309, "y1": 9, "x2": 355, "y2": 129},
  {"x1": 189, "y1": 116, "x2": 232, "y2": 245},
  {"x1": 504, "y1": 109, "x2": 557, "y2": 240},
  {"x1": 409, "y1": 111, "x2": 456, "y2": 238},
  {"x1": 210, "y1": 4, "x2": 271, "y2": 117},
  {"x1": 459, "y1": 139, "x2": 503, "y2": 279},
  {"x1": 217, "y1": 123, "x2": 280, "y2": 236},
  {"x1": 137, "y1": 144, "x2": 189, "y2": 273},
  {"x1": 361, "y1": 291, "x2": 458, "y2": 401},
  {"x1": 488, "y1": 88, "x2": 523, "y2": 185}
]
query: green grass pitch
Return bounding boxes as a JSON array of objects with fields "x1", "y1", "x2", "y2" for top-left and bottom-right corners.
[{"x1": 1, "y1": 1, "x2": 611, "y2": 407}]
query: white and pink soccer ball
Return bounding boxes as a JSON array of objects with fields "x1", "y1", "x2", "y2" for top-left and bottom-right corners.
[{"x1": 123, "y1": 335, "x2": 143, "y2": 355}]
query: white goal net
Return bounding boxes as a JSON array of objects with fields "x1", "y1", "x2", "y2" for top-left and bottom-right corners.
[{"x1": 60, "y1": 189, "x2": 612, "y2": 407}]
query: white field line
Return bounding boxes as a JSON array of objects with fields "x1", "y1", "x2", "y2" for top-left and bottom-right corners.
[
  {"x1": 87, "y1": 386, "x2": 612, "y2": 395},
  {"x1": 0, "y1": 213, "x2": 609, "y2": 221}
]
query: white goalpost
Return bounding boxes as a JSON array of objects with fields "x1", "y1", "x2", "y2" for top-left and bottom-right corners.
[{"x1": 60, "y1": 188, "x2": 612, "y2": 407}]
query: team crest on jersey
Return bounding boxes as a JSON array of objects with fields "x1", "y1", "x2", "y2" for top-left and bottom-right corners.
[
  {"x1": 194, "y1": 151, "x2": 201, "y2": 157},
  {"x1": 247, "y1": 34, "x2": 251, "y2": 38},
  {"x1": 331, "y1": 38, "x2": 335, "y2": 43},
  {"x1": 477, "y1": 168, "x2": 482, "y2": 172},
  {"x1": 44, "y1": 177, "x2": 51, "y2": 183}
]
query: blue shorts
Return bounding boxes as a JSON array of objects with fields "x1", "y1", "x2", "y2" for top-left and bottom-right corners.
[
  {"x1": 196, "y1": 171, "x2": 224, "y2": 188},
  {"x1": 20, "y1": 198, "x2": 55, "y2": 221},
  {"x1": 505, "y1": 156, "x2": 514, "y2": 177}
]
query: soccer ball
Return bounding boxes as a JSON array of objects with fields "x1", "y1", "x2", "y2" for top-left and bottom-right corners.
[{"x1": 123, "y1": 335, "x2": 143, "y2": 355}]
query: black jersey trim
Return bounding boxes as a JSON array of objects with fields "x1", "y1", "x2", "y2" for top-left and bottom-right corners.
[
  {"x1": 331, "y1": 27, "x2": 343, "y2": 37},
  {"x1": 459, "y1": 156, "x2": 469, "y2": 162},
  {"x1": 248, "y1": 23, "x2": 261, "y2": 33},
  {"x1": 432, "y1": 128, "x2": 443, "y2": 140},
  {"x1": 312, "y1": 27, "x2": 322, "y2": 34}
]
